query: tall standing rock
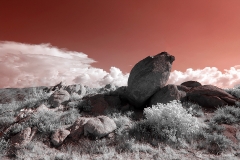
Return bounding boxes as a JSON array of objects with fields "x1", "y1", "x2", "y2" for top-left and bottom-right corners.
[{"x1": 127, "y1": 52, "x2": 175, "y2": 107}]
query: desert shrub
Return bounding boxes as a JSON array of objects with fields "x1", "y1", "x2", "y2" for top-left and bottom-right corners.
[
  {"x1": 0, "y1": 138, "x2": 9, "y2": 156},
  {"x1": 9, "y1": 123, "x2": 24, "y2": 135},
  {"x1": 0, "y1": 116, "x2": 15, "y2": 128},
  {"x1": 107, "y1": 111, "x2": 133, "y2": 135},
  {"x1": 69, "y1": 93, "x2": 82, "y2": 101},
  {"x1": 0, "y1": 102, "x2": 21, "y2": 116},
  {"x1": 59, "y1": 108, "x2": 80, "y2": 125},
  {"x1": 206, "y1": 121, "x2": 225, "y2": 134},
  {"x1": 116, "y1": 138, "x2": 155, "y2": 153},
  {"x1": 20, "y1": 109, "x2": 80, "y2": 134},
  {"x1": 25, "y1": 87, "x2": 50, "y2": 100},
  {"x1": 225, "y1": 86, "x2": 240, "y2": 99},
  {"x1": 212, "y1": 106, "x2": 240, "y2": 124},
  {"x1": 63, "y1": 139, "x2": 110, "y2": 155},
  {"x1": 130, "y1": 101, "x2": 201, "y2": 145},
  {"x1": 182, "y1": 101, "x2": 204, "y2": 117},
  {"x1": 197, "y1": 132, "x2": 232, "y2": 155}
]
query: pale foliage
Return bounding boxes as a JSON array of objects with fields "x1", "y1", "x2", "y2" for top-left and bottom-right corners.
[{"x1": 144, "y1": 100, "x2": 201, "y2": 142}]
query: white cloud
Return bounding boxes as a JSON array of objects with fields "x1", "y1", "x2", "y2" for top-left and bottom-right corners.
[
  {"x1": 1, "y1": 41, "x2": 239, "y2": 89},
  {"x1": 0, "y1": 41, "x2": 129, "y2": 88},
  {"x1": 167, "y1": 67, "x2": 240, "y2": 89}
]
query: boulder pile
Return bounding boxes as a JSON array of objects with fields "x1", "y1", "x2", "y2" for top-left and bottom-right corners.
[
  {"x1": 1, "y1": 51, "x2": 240, "y2": 155},
  {"x1": 127, "y1": 52, "x2": 175, "y2": 108}
]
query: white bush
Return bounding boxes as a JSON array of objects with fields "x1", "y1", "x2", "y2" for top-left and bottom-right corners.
[{"x1": 144, "y1": 100, "x2": 201, "y2": 142}]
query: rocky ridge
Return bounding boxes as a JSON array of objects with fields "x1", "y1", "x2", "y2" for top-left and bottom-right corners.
[{"x1": 0, "y1": 52, "x2": 240, "y2": 159}]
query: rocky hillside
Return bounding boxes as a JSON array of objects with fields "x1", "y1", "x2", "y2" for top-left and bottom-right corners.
[{"x1": 1, "y1": 52, "x2": 240, "y2": 160}]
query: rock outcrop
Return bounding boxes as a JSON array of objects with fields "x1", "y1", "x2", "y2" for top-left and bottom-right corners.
[
  {"x1": 181, "y1": 81, "x2": 202, "y2": 88},
  {"x1": 81, "y1": 94, "x2": 122, "y2": 115},
  {"x1": 68, "y1": 116, "x2": 116, "y2": 140},
  {"x1": 186, "y1": 85, "x2": 239, "y2": 108},
  {"x1": 48, "y1": 89, "x2": 70, "y2": 108},
  {"x1": 68, "y1": 117, "x2": 89, "y2": 140},
  {"x1": 83, "y1": 116, "x2": 117, "y2": 138},
  {"x1": 149, "y1": 84, "x2": 184, "y2": 106},
  {"x1": 127, "y1": 52, "x2": 175, "y2": 108}
]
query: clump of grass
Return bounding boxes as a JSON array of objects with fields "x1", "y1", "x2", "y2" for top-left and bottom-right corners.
[
  {"x1": 0, "y1": 138, "x2": 9, "y2": 157},
  {"x1": 107, "y1": 111, "x2": 133, "y2": 136},
  {"x1": 212, "y1": 106, "x2": 240, "y2": 124},
  {"x1": 0, "y1": 116, "x2": 16, "y2": 128},
  {"x1": 196, "y1": 131, "x2": 232, "y2": 155},
  {"x1": 225, "y1": 85, "x2": 240, "y2": 99},
  {"x1": 130, "y1": 101, "x2": 201, "y2": 146},
  {"x1": 182, "y1": 101, "x2": 204, "y2": 117},
  {"x1": 25, "y1": 87, "x2": 50, "y2": 100},
  {"x1": 206, "y1": 121, "x2": 225, "y2": 134},
  {"x1": 62, "y1": 139, "x2": 111, "y2": 155},
  {"x1": 11, "y1": 108, "x2": 80, "y2": 134}
]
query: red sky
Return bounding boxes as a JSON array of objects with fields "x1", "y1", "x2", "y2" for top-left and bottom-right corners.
[
  {"x1": 1, "y1": 0, "x2": 240, "y2": 74},
  {"x1": 1, "y1": 0, "x2": 240, "y2": 89}
]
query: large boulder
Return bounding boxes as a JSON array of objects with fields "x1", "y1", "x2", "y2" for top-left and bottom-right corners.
[
  {"x1": 127, "y1": 52, "x2": 175, "y2": 108},
  {"x1": 48, "y1": 89, "x2": 70, "y2": 108},
  {"x1": 110, "y1": 86, "x2": 128, "y2": 104},
  {"x1": 68, "y1": 116, "x2": 117, "y2": 140},
  {"x1": 186, "y1": 85, "x2": 240, "y2": 108},
  {"x1": 81, "y1": 94, "x2": 122, "y2": 115},
  {"x1": 83, "y1": 116, "x2": 117, "y2": 138},
  {"x1": 181, "y1": 81, "x2": 202, "y2": 88},
  {"x1": 68, "y1": 117, "x2": 89, "y2": 140},
  {"x1": 149, "y1": 84, "x2": 184, "y2": 106}
]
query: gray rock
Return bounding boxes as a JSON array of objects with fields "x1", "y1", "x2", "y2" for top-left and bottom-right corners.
[
  {"x1": 83, "y1": 116, "x2": 117, "y2": 138},
  {"x1": 149, "y1": 84, "x2": 183, "y2": 106},
  {"x1": 51, "y1": 128, "x2": 70, "y2": 146},
  {"x1": 68, "y1": 116, "x2": 117, "y2": 140},
  {"x1": 127, "y1": 52, "x2": 175, "y2": 107},
  {"x1": 36, "y1": 104, "x2": 50, "y2": 112},
  {"x1": 48, "y1": 89, "x2": 70, "y2": 108},
  {"x1": 68, "y1": 117, "x2": 89, "y2": 140}
]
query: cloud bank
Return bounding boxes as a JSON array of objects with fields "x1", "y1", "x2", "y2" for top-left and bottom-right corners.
[
  {"x1": 0, "y1": 41, "x2": 129, "y2": 88},
  {"x1": 167, "y1": 66, "x2": 240, "y2": 89},
  {"x1": 0, "y1": 41, "x2": 239, "y2": 89}
]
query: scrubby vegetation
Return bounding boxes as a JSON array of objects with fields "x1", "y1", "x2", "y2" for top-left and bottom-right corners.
[
  {"x1": 212, "y1": 106, "x2": 240, "y2": 125},
  {"x1": 0, "y1": 86, "x2": 240, "y2": 159},
  {"x1": 130, "y1": 101, "x2": 201, "y2": 147}
]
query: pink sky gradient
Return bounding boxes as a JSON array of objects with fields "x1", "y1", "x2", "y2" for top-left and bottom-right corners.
[{"x1": 0, "y1": 1, "x2": 240, "y2": 88}]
